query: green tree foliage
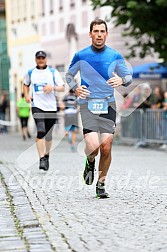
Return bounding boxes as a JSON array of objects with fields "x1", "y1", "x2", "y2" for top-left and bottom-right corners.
[{"x1": 91, "y1": 0, "x2": 167, "y2": 62}]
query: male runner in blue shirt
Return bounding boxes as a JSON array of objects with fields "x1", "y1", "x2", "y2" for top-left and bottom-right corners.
[{"x1": 66, "y1": 19, "x2": 132, "y2": 198}]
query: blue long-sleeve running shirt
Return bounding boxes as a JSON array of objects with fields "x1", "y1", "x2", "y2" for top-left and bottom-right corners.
[{"x1": 67, "y1": 45, "x2": 132, "y2": 103}]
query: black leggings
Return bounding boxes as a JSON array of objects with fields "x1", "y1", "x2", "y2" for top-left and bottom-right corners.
[
  {"x1": 20, "y1": 117, "x2": 28, "y2": 128},
  {"x1": 32, "y1": 107, "x2": 57, "y2": 141}
]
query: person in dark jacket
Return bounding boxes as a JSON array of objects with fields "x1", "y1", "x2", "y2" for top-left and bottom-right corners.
[{"x1": 0, "y1": 94, "x2": 8, "y2": 133}]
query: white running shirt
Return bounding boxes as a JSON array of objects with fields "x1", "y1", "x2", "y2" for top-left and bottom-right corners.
[{"x1": 24, "y1": 67, "x2": 64, "y2": 111}]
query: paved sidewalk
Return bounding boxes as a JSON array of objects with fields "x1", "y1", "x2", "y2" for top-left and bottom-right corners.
[
  {"x1": 0, "y1": 132, "x2": 167, "y2": 252},
  {"x1": 0, "y1": 165, "x2": 53, "y2": 252}
]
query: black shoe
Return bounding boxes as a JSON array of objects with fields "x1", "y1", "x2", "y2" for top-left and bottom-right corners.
[
  {"x1": 27, "y1": 132, "x2": 31, "y2": 138},
  {"x1": 44, "y1": 154, "x2": 49, "y2": 169},
  {"x1": 96, "y1": 182, "x2": 110, "y2": 199},
  {"x1": 39, "y1": 156, "x2": 49, "y2": 171},
  {"x1": 83, "y1": 158, "x2": 95, "y2": 185}
]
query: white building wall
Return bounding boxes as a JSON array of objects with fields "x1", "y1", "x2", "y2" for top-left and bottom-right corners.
[
  {"x1": 39, "y1": 1, "x2": 112, "y2": 69},
  {"x1": 39, "y1": 1, "x2": 158, "y2": 72}
]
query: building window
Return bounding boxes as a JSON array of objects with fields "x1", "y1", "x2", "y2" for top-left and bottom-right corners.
[
  {"x1": 59, "y1": 0, "x2": 63, "y2": 11},
  {"x1": 11, "y1": 28, "x2": 17, "y2": 36},
  {"x1": 82, "y1": 0, "x2": 87, "y2": 3},
  {"x1": 18, "y1": 53, "x2": 23, "y2": 67},
  {"x1": 82, "y1": 11, "x2": 88, "y2": 28},
  {"x1": 50, "y1": 0, "x2": 54, "y2": 14},
  {"x1": 41, "y1": 0, "x2": 45, "y2": 16},
  {"x1": 32, "y1": 23, "x2": 38, "y2": 32},
  {"x1": 70, "y1": 0, "x2": 75, "y2": 8},
  {"x1": 70, "y1": 15, "x2": 76, "y2": 24},
  {"x1": 23, "y1": 0, "x2": 27, "y2": 21},
  {"x1": 59, "y1": 18, "x2": 64, "y2": 32},
  {"x1": 20, "y1": 0, "x2": 24, "y2": 21},
  {"x1": 14, "y1": 73, "x2": 18, "y2": 88},
  {"x1": 10, "y1": 0, "x2": 14, "y2": 23},
  {"x1": 50, "y1": 21, "x2": 55, "y2": 34},
  {"x1": 20, "y1": 80, "x2": 23, "y2": 92},
  {"x1": 17, "y1": 0, "x2": 21, "y2": 22},
  {"x1": 42, "y1": 24, "x2": 46, "y2": 36},
  {"x1": 31, "y1": 0, "x2": 35, "y2": 19}
]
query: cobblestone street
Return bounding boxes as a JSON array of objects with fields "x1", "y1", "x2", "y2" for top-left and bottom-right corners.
[{"x1": 0, "y1": 131, "x2": 167, "y2": 252}]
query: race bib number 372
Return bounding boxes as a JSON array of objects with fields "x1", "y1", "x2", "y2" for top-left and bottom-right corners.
[{"x1": 88, "y1": 99, "x2": 108, "y2": 114}]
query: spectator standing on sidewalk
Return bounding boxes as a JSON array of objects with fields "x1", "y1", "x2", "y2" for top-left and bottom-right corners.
[
  {"x1": 16, "y1": 93, "x2": 31, "y2": 141},
  {"x1": 160, "y1": 91, "x2": 167, "y2": 150},
  {"x1": 153, "y1": 86, "x2": 164, "y2": 109},
  {"x1": 24, "y1": 51, "x2": 64, "y2": 171},
  {"x1": 66, "y1": 19, "x2": 132, "y2": 198},
  {"x1": 153, "y1": 86, "x2": 164, "y2": 138},
  {"x1": 0, "y1": 94, "x2": 8, "y2": 133},
  {"x1": 140, "y1": 83, "x2": 157, "y2": 110}
]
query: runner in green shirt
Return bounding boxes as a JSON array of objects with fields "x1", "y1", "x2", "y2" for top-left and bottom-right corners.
[{"x1": 16, "y1": 93, "x2": 31, "y2": 140}]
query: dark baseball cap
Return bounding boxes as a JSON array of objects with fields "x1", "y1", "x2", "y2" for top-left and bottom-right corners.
[{"x1": 35, "y1": 51, "x2": 47, "y2": 58}]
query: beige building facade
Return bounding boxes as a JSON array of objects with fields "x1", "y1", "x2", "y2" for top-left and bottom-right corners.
[{"x1": 5, "y1": 0, "x2": 42, "y2": 124}]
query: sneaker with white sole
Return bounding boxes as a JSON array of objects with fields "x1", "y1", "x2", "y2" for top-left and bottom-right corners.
[{"x1": 96, "y1": 182, "x2": 110, "y2": 199}]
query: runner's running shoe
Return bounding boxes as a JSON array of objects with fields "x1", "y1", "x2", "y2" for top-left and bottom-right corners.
[
  {"x1": 39, "y1": 156, "x2": 49, "y2": 171},
  {"x1": 83, "y1": 158, "x2": 95, "y2": 185},
  {"x1": 44, "y1": 154, "x2": 49, "y2": 170},
  {"x1": 96, "y1": 182, "x2": 110, "y2": 199}
]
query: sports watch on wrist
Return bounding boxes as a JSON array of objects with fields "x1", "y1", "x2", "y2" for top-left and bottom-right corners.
[{"x1": 122, "y1": 77, "x2": 126, "y2": 85}]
